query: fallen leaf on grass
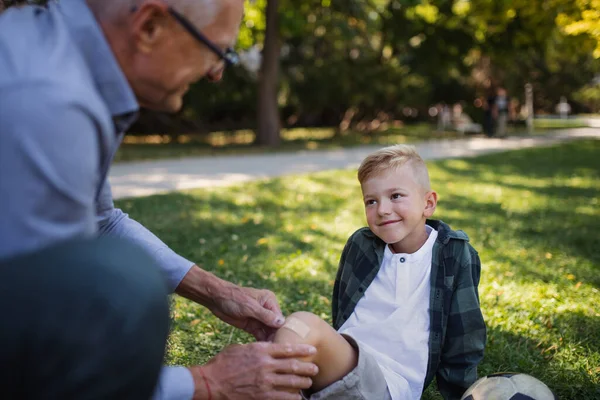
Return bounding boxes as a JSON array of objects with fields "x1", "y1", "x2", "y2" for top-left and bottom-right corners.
[{"x1": 543, "y1": 344, "x2": 558, "y2": 353}]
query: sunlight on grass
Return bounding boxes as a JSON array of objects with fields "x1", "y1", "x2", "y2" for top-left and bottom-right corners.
[
  {"x1": 115, "y1": 123, "x2": 467, "y2": 162},
  {"x1": 117, "y1": 140, "x2": 600, "y2": 399}
]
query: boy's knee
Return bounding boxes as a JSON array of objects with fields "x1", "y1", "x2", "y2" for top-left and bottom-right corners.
[
  {"x1": 286, "y1": 311, "x2": 323, "y2": 327},
  {"x1": 276, "y1": 311, "x2": 328, "y2": 346}
]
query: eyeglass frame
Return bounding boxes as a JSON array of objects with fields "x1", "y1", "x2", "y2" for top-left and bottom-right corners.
[{"x1": 131, "y1": 5, "x2": 240, "y2": 67}]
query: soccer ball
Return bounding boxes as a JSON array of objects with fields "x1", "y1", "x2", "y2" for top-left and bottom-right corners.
[{"x1": 461, "y1": 372, "x2": 557, "y2": 400}]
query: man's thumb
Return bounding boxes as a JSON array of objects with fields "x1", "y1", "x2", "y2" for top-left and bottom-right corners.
[{"x1": 249, "y1": 301, "x2": 284, "y2": 328}]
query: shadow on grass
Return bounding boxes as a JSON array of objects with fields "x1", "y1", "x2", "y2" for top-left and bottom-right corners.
[
  {"x1": 432, "y1": 140, "x2": 600, "y2": 287},
  {"x1": 424, "y1": 319, "x2": 600, "y2": 400},
  {"x1": 482, "y1": 323, "x2": 600, "y2": 400},
  {"x1": 438, "y1": 192, "x2": 600, "y2": 288},
  {"x1": 117, "y1": 179, "x2": 355, "y2": 278}
]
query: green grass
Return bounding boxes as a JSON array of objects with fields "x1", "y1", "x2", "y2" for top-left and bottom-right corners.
[
  {"x1": 116, "y1": 140, "x2": 600, "y2": 399},
  {"x1": 533, "y1": 117, "x2": 591, "y2": 130},
  {"x1": 114, "y1": 124, "x2": 469, "y2": 163},
  {"x1": 115, "y1": 122, "x2": 590, "y2": 163}
]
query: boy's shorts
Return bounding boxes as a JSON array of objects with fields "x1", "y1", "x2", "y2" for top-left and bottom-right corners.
[{"x1": 303, "y1": 334, "x2": 392, "y2": 400}]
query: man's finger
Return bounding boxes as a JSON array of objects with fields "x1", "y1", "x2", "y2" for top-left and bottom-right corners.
[
  {"x1": 247, "y1": 299, "x2": 285, "y2": 328},
  {"x1": 266, "y1": 391, "x2": 302, "y2": 400},
  {"x1": 274, "y1": 357, "x2": 320, "y2": 375},
  {"x1": 267, "y1": 343, "x2": 318, "y2": 359},
  {"x1": 262, "y1": 291, "x2": 283, "y2": 319},
  {"x1": 271, "y1": 374, "x2": 312, "y2": 390},
  {"x1": 269, "y1": 373, "x2": 313, "y2": 389},
  {"x1": 272, "y1": 358, "x2": 319, "y2": 377}
]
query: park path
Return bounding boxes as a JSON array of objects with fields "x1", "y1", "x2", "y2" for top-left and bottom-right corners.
[{"x1": 109, "y1": 128, "x2": 599, "y2": 199}]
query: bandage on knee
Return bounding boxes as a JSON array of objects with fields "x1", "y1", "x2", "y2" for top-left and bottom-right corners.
[{"x1": 281, "y1": 317, "x2": 311, "y2": 338}]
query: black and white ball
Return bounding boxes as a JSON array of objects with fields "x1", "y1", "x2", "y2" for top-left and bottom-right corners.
[{"x1": 461, "y1": 372, "x2": 557, "y2": 400}]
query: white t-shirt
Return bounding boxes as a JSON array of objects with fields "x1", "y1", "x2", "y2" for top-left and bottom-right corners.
[{"x1": 338, "y1": 225, "x2": 438, "y2": 400}]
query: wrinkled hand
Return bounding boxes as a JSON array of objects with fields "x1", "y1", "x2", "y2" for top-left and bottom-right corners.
[
  {"x1": 190, "y1": 342, "x2": 319, "y2": 400},
  {"x1": 210, "y1": 284, "x2": 284, "y2": 341}
]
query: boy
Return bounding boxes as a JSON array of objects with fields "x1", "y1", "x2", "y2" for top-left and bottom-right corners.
[{"x1": 274, "y1": 144, "x2": 486, "y2": 400}]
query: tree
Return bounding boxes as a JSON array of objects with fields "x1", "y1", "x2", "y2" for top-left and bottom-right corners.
[
  {"x1": 574, "y1": 82, "x2": 600, "y2": 112},
  {"x1": 256, "y1": 0, "x2": 281, "y2": 146},
  {"x1": 557, "y1": 0, "x2": 600, "y2": 58}
]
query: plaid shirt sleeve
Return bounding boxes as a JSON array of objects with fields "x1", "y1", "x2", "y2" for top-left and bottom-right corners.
[
  {"x1": 436, "y1": 242, "x2": 486, "y2": 399},
  {"x1": 332, "y1": 228, "x2": 384, "y2": 330}
]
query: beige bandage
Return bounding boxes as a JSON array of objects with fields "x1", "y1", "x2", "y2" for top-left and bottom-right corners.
[{"x1": 281, "y1": 317, "x2": 311, "y2": 338}]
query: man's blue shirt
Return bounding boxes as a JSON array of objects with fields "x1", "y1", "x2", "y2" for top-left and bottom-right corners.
[{"x1": 0, "y1": 1, "x2": 195, "y2": 398}]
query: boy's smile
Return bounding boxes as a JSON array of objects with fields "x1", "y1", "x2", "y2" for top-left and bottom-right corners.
[
  {"x1": 378, "y1": 219, "x2": 401, "y2": 226},
  {"x1": 361, "y1": 164, "x2": 437, "y2": 254}
]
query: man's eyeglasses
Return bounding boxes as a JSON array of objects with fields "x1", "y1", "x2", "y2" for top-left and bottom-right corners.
[
  {"x1": 167, "y1": 7, "x2": 239, "y2": 67},
  {"x1": 131, "y1": 5, "x2": 240, "y2": 67}
]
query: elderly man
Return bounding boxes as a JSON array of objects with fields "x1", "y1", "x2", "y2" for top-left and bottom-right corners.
[{"x1": 0, "y1": 0, "x2": 318, "y2": 399}]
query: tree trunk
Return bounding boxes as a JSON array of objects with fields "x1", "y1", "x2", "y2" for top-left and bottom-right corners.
[{"x1": 256, "y1": 0, "x2": 281, "y2": 147}]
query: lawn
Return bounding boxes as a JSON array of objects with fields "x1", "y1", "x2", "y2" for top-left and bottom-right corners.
[
  {"x1": 116, "y1": 140, "x2": 600, "y2": 399},
  {"x1": 114, "y1": 122, "x2": 592, "y2": 163},
  {"x1": 114, "y1": 124, "x2": 460, "y2": 163}
]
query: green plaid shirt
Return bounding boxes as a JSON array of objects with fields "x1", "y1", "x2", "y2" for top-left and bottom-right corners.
[{"x1": 332, "y1": 219, "x2": 486, "y2": 400}]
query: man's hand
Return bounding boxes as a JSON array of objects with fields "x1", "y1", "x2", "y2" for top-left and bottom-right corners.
[
  {"x1": 210, "y1": 285, "x2": 283, "y2": 341},
  {"x1": 176, "y1": 266, "x2": 285, "y2": 340},
  {"x1": 189, "y1": 342, "x2": 319, "y2": 400}
]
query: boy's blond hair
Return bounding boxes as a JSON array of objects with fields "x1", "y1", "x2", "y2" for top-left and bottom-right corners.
[{"x1": 357, "y1": 144, "x2": 431, "y2": 190}]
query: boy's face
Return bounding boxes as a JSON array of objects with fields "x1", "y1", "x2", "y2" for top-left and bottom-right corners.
[{"x1": 361, "y1": 164, "x2": 437, "y2": 253}]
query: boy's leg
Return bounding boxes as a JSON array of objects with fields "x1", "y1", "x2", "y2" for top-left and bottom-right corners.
[{"x1": 273, "y1": 311, "x2": 358, "y2": 391}]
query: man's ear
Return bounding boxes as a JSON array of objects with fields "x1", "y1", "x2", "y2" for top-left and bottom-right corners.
[
  {"x1": 130, "y1": 1, "x2": 171, "y2": 53},
  {"x1": 423, "y1": 190, "x2": 438, "y2": 218}
]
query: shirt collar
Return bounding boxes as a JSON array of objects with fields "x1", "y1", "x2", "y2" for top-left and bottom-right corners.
[
  {"x1": 59, "y1": 0, "x2": 139, "y2": 120},
  {"x1": 383, "y1": 224, "x2": 439, "y2": 263}
]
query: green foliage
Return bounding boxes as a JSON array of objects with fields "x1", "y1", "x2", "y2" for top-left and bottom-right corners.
[
  {"x1": 4, "y1": 0, "x2": 597, "y2": 132},
  {"x1": 574, "y1": 83, "x2": 600, "y2": 112},
  {"x1": 177, "y1": 0, "x2": 599, "y2": 133},
  {"x1": 556, "y1": 0, "x2": 600, "y2": 58},
  {"x1": 117, "y1": 140, "x2": 600, "y2": 399}
]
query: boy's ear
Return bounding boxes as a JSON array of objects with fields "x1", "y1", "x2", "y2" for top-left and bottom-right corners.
[{"x1": 423, "y1": 190, "x2": 438, "y2": 218}]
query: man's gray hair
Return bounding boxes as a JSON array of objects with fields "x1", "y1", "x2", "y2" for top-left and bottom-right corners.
[{"x1": 87, "y1": 0, "x2": 219, "y2": 30}]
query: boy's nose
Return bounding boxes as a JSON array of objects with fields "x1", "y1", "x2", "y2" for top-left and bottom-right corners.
[{"x1": 377, "y1": 201, "x2": 392, "y2": 216}]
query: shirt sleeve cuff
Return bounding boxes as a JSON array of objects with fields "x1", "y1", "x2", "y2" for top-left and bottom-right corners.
[
  {"x1": 152, "y1": 366, "x2": 195, "y2": 400},
  {"x1": 154, "y1": 247, "x2": 195, "y2": 291}
]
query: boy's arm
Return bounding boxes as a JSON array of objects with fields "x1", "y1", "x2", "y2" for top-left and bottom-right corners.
[
  {"x1": 331, "y1": 235, "x2": 353, "y2": 330},
  {"x1": 437, "y1": 244, "x2": 486, "y2": 400}
]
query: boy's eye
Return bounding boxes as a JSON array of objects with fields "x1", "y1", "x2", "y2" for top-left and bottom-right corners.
[
  {"x1": 365, "y1": 199, "x2": 377, "y2": 206},
  {"x1": 391, "y1": 193, "x2": 402, "y2": 200}
]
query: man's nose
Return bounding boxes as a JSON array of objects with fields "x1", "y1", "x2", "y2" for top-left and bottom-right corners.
[{"x1": 207, "y1": 66, "x2": 225, "y2": 82}]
